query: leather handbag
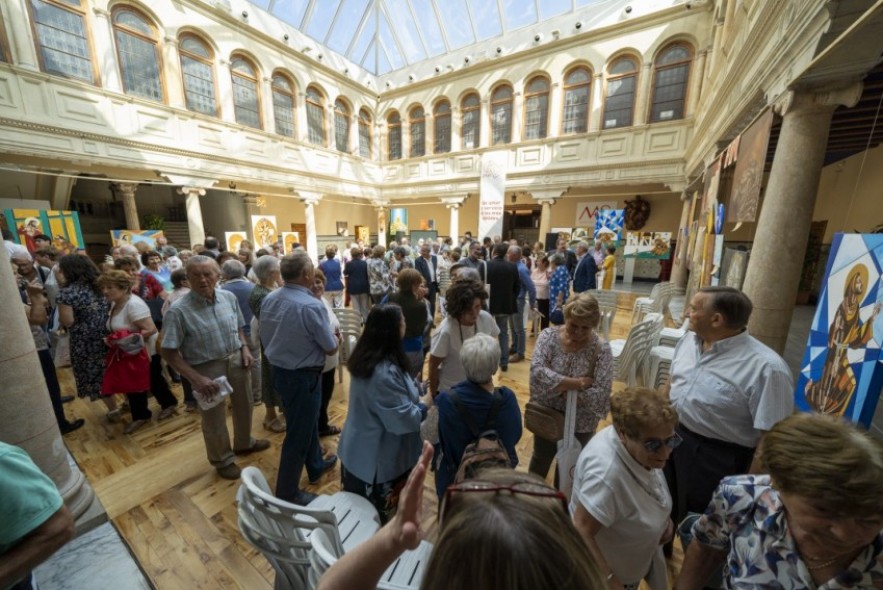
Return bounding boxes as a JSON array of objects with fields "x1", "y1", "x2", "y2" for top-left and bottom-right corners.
[{"x1": 524, "y1": 401, "x2": 565, "y2": 441}]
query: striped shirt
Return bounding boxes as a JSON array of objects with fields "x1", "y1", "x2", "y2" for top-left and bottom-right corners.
[
  {"x1": 161, "y1": 289, "x2": 245, "y2": 366},
  {"x1": 669, "y1": 330, "x2": 794, "y2": 448}
]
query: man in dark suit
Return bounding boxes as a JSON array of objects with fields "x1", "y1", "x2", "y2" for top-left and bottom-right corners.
[
  {"x1": 415, "y1": 242, "x2": 438, "y2": 319},
  {"x1": 572, "y1": 240, "x2": 598, "y2": 293},
  {"x1": 549, "y1": 238, "x2": 577, "y2": 277},
  {"x1": 486, "y1": 243, "x2": 521, "y2": 372}
]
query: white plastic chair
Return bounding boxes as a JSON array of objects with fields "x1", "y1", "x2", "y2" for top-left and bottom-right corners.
[
  {"x1": 646, "y1": 345, "x2": 676, "y2": 390},
  {"x1": 333, "y1": 308, "x2": 363, "y2": 383},
  {"x1": 610, "y1": 313, "x2": 664, "y2": 387},
  {"x1": 659, "y1": 317, "x2": 690, "y2": 348}
]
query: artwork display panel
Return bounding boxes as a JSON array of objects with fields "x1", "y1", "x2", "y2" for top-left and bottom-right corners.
[
  {"x1": 623, "y1": 231, "x2": 672, "y2": 259},
  {"x1": 251, "y1": 215, "x2": 278, "y2": 250},
  {"x1": 281, "y1": 232, "x2": 300, "y2": 254},
  {"x1": 110, "y1": 229, "x2": 164, "y2": 248},
  {"x1": 5, "y1": 208, "x2": 84, "y2": 254},
  {"x1": 728, "y1": 109, "x2": 774, "y2": 224},
  {"x1": 594, "y1": 209, "x2": 625, "y2": 247},
  {"x1": 225, "y1": 231, "x2": 247, "y2": 253}
]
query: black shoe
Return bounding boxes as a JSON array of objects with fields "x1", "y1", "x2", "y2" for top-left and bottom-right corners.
[
  {"x1": 500, "y1": 365, "x2": 508, "y2": 372},
  {"x1": 61, "y1": 395, "x2": 75, "y2": 404},
  {"x1": 292, "y1": 490, "x2": 318, "y2": 506},
  {"x1": 309, "y1": 455, "x2": 338, "y2": 485},
  {"x1": 60, "y1": 418, "x2": 85, "y2": 434}
]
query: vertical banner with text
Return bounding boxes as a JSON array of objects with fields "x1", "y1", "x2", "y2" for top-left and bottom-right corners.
[{"x1": 479, "y1": 152, "x2": 507, "y2": 240}]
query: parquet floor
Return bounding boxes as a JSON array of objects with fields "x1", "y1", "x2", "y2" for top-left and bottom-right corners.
[{"x1": 57, "y1": 291, "x2": 683, "y2": 589}]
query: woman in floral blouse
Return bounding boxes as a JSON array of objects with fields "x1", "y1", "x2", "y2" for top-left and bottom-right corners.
[
  {"x1": 528, "y1": 292, "x2": 613, "y2": 480},
  {"x1": 678, "y1": 413, "x2": 883, "y2": 590},
  {"x1": 547, "y1": 253, "x2": 571, "y2": 326}
]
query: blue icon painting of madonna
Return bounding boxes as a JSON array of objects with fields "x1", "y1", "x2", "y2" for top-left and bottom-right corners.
[{"x1": 796, "y1": 233, "x2": 883, "y2": 427}]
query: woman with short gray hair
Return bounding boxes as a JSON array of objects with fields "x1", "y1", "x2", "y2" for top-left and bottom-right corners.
[
  {"x1": 248, "y1": 254, "x2": 285, "y2": 432},
  {"x1": 434, "y1": 332, "x2": 522, "y2": 498}
]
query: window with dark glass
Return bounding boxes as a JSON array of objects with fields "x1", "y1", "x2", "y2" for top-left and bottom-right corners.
[
  {"x1": 334, "y1": 99, "x2": 350, "y2": 153},
  {"x1": 562, "y1": 67, "x2": 591, "y2": 134},
  {"x1": 603, "y1": 57, "x2": 639, "y2": 129},
  {"x1": 523, "y1": 77, "x2": 549, "y2": 140},
  {"x1": 461, "y1": 93, "x2": 480, "y2": 149},
  {"x1": 433, "y1": 101, "x2": 451, "y2": 154},
  {"x1": 358, "y1": 109, "x2": 372, "y2": 158},
  {"x1": 410, "y1": 107, "x2": 426, "y2": 157},
  {"x1": 491, "y1": 85, "x2": 513, "y2": 145},
  {"x1": 111, "y1": 8, "x2": 162, "y2": 101},
  {"x1": 231, "y1": 56, "x2": 260, "y2": 129},
  {"x1": 650, "y1": 44, "x2": 692, "y2": 122},
  {"x1": 306, "y1": 86, "x2": 326, "y2": 146},
  {"x1": 271, "y1": 74, "x2": 295, "y2": 137},
  {"x1": 179, "y1": 35, "x2": 217, "y2": 116},
  {"x1": 29, "y1": 0, "x2": 95, "y2": 83},
  {"x1": 387, "y1": 112, "x2": 402, "y2": 161}
]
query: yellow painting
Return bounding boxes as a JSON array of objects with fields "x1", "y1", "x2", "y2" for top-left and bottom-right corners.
[
  {"x1": 281, "y1": 232, "x2": 300, "y2": 253},
  {"x1": 251, "y1": 215, "x2": 278, "y2": 249},
  {"x1": 225, "y1": 231, "x2": 247, "y2": 252}
]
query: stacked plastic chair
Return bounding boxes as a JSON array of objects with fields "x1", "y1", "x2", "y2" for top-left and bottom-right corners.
[
  {"x1": 659, "y1": 317, "x2": 690, "y2": 348},
  {"x1": 609, "y1": 313, "x2": 664, "y2": 387},
  {"x1": 646, "y1": 345, "x2": 676, "y2": 390},
  {"x1": 587, "y1": 289, "x2": 619, "y2": 340},
  {"x1": 332, "y1": 308, "x2": 363, "y2": 383},
  {"x1": 632, "y1": 282, "x2": 685, "y2": 324}
]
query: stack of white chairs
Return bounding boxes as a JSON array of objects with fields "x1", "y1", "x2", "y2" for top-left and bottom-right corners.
[
  {"x1": 632, "y1": 283, "x2": 685, "y2": 324},
  {"x1": 646, "y1": 345, "x2": 676, "y2": 390},
  {"x1": 332, "y1": 308, "x2": 363, "y2": 383},
  {"x1": 588, "y1": 290, "x2": 619, "y2": 340},
  {"x1": 609, "y1": 313, "x2": 664, "y2": 387},
  {"x1": 236, "y1": 466, "x2": 381, "y2": 590},
  {"x1": 659, "y1": 317, "x2": 690, "y2": 348}
]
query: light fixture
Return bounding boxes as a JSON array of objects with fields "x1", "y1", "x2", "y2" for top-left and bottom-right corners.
[
  {"x1": 464, "y1": 56, "x2": 471, "y2": 64},
  {"x1": 434, "y1": 66, "x2": 441, "y2": 73},
  {"x1": 283, "y1": 33, "x2": 289, "y2": 41},
  {"x1": 317, "y1": 53, "x2": 323, "y2": 60},
  {"x1": 408, "y1": 74, "x2": 415, "y2": 81},
  {"x1": 495, "y1": 46, "x2": 503, "y2": 55},
  {"x1": 534, "y1": 33, "x2": 542, "y2": 43},
  {"x1": 575, "y1": 21, "x2": 583, "y2": 29}
]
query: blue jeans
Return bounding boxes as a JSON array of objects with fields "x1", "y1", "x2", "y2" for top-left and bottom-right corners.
[
  {"x1": 272, "y1": 365, "x2": 325, "y2": 502},
  {"x1": 509, "y1": 297, "x2": 527, "y2": 357},
  {"x1": 494, "y1": 314, "x2": 513, "y2": 368}
]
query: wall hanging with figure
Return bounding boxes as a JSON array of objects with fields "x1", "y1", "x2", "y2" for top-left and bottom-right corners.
[
  {"x1": 251, "y1": 215, "x2": 278, "y2": 250},
  {"x1": 796, "y1": 233, "x2": 883, "y2": 427},
  {"x1": 5, "y1": 208, "x2": 84, "y2": 254}
]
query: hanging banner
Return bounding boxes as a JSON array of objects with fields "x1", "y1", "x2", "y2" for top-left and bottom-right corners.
[
  {"x1": 702, "y1": 157, "x2": 721, "y2": 217},
  {"x1": 225, "y1": 231, "x2": 247, "y2": 252},
  {"x1": 479, "y1": 152, "x2": 507, "y2": 239},
  {"x1": 574, "y1": 201, "x2": 617, "y2": 228},
  {"x1": 251, "y1": 215, "x2": 278, "y2": 250},
  {"x1": 110, "y1": 229, "x2": 164, "y2": 249},
  {"x1": 728, "y1": 109, "x2": 774, "y2": 224},
  {"x1": 4, "y1": 208, "x2": 84, "y2": 254}
]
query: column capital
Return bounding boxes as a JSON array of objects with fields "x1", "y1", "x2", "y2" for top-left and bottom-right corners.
[
  {"x1": 370, "y1": 199, "x2": 389, "y2": 210},
  {"x1": 242, "y1": 194, "x2": 260, "y2": 206},
  {"x1": 177, "y1": 186, "x2": 206, "y2": 197},
  {"x1": 111, "y1": 182, "x2": 139, "y2": 196},
  {"x1": 530, "y1": 188, "x2": 567, "y2": 204},
  {"x1": 164, "y1": 36, "x2": 179, "y2": 47},
  {"x1": 295, "y1": 190, "x2": 323, "y2": 205},
  {"x1": 441, "y1": 195, "x2": 467, "y2": 209},
  {"x1": 92, "y1": 6, "x2": 110, "y2": 18},
  {"x1": 773, "y1": 81, "x2": 863, "y2": 116}
]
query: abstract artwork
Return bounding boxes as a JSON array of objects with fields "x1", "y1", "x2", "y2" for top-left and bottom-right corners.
[
  {"x1": 594, "y1": 209, "x2": 625, "y2": 247},
  {"x1": 251, "y1": 215, "x2": 278, "y2": 249},
  {"x1": 796, "y1": 233, "x2": 883, "y2": 427},
  {"x1": 5, "y1": 208, "x2": 84, "y2": 254},
  {"x1": 623, "y1": 232, "x2": 672, "y2": 259}
]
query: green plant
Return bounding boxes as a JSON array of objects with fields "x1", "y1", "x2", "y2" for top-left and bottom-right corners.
[{"x1": 142, "y1": 214, "x2": 165, "y2": 231}]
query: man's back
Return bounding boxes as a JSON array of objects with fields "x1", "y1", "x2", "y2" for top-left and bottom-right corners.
[{"x1": 486, "y1": 258, "x2": 520, "y2": 315}]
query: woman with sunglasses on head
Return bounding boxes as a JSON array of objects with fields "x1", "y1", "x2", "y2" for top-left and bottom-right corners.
[
  {"x1": 318, "y1": 442, "x2": 604, "y2": 590},
  {"x1": 572, "y1": 387, "x2": 678, "y2": 590}
]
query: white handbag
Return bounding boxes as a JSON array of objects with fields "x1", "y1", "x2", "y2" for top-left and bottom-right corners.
[{"x1": 555, "y1": 391, "x2": 581, "y2": 501}]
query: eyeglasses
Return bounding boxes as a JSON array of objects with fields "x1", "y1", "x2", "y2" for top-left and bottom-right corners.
[
  {"x1": 441, "y1": 481, "x2": 568, "y2": 525},
  {"x1": 642, "y1": 432, "x2": 683, "y2": 452}
]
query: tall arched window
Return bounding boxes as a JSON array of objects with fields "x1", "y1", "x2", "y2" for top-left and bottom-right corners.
[
  {"x1": 306, "y1": 86, "x2": 326, "y2": 146},
  {"x1": 112, "y1": 8, "x2": 162, "y2": 102},
  {"x1": 179, "y1": 34, "x2": 218, "y2": 116},
  {"x1": 387, "y1": 112, "x2": 402, "y2": 161},
  {"x1": 603, "y1": 56, "x2": 639, "y2": 129},
  {"x1": 334, "y1": 99, "x2": 350, "y2": 153},
  {"x1": 271, "y1": 73, "x2": 295, "y2": 137},
  {"x1": 29, "y1": 0, "x2": 96, "y2": 83},
  {"x1": 491, "y1": 85, "x2": 513, "y2": 145},
  {"x1": 523, "y1": 76, "x2": 550, "y2": 140},
  {"x1": 434, "y1": 101, "x2": 451, "y2": 154},
  {"x1": 562, "y1": 66, "x2": 591, "y2": 134},
  {"x1": 461, "y1": 93, "x2": 480, "y2": 150},
  {"x1": 358, "y1": 109, "x2": 372, "y2": 158},
  {"x1": 409, "y1": 107, "x2": 426, "y2": 157},
  {"x1": 650, "y1": 43, "x2": 693, "y2": 122},
  {"x1": 230, "y1": 55, "x2": 261, "y2": 129}
]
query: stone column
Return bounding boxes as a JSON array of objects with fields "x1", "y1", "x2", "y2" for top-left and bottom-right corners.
[
  {"x1": 7, "y1": 0, "x2": 40, "y2": 70},
  {"x1": 217, "y1": 58, "x2": 235, "y2": 124},
  {"x1": 589, "y1": 73, "x2": 604, "y2": 132},
  {"x1": 512, "y1": 91, "x2": 523, "y2": 141},
  {"x1": 261, "y1": 77, "x2": 275, "y2": 132},
  {"x1": 296, "y1": 191, "x2": 322, "y2": 262},
  {"x1": 179, "y1": 186, "x2": 207, "y2": 246},
  {"x1": 113, "y1": 182, "x2": 140, "y2": 230},
  {"x1": 670, "y1": 194, "x2": 692, "y2": 288},
  {"x1": 374, "y1": 202, "x2": 387, "y2": 244},
  {"x1": 689, "y1": 49, "x2": 709, "y2": 115},
  {"x1": 0, "y1": 245, "x2": 96, "y2": 519},
  {"x1": 451, "y1": 106, "x2": 461, "y2": 152},
  {"x1": 548, "y1": 82, "x2": 562, "y2": 137},
  {"x1": 92, "y1": 7, "x2": 123, "y2": 93},
  {"x1": 162, "y1": 36, "x2": 185, "y2": 109},
  {"x1": 442, "y1": 196, "x2": 466, "y2": 241},
  {"x1": 479, "y1": 98, "x2": 490, "y2": 148},
  {"x1": 742, "y1": 83, "x2": 862, "y2": 353},
  {"x1": 533, "y1": 190, "x2": 563, "y2": 242},
  {"x1": 633, "y1": 63, "x2": 653, "y2": 126}
]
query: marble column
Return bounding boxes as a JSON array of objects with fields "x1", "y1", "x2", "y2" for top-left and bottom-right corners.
[
  {"x1": 634, "y1": 63, "x2": 653, "y2": 126},
  {"x1": 7, "y1": 0, "x2": 40, "y2": 70},
  {"x1": 374, "y1": 204, "x2": 387, "y2": 244},
  {"x1": 535, "y1": 196, "x2": 558, "y2": 242},
  {"x1": 512, "y1": 91, "x2": 523, "y2": 141},
  {"x1": 297, "y1": 93, "x2": 309, "y2": 144},
  {"x1": 0, "y1": 245, "x2": 96, "y2": 519},
  {"x1": 113, "y1": 182, "x2": 140, "y2": 231},
  {"x1": 689, "y1": 49, "x2": 709, "y2": 114},
  {"x1": 742, "y1": 83, "x2": 863, "y2": 354},
  {"x1": 297, "y1": 191, "x2": 322, "y2": 262},
  {"x1": 670, "y1": 195, "x2": 692, "y2": 288},
  {"x1": 479, "y1": 98, "x2": 490, "y2": 148},
  {"x1": 442, "y1": 196, "x2": 466, "y2": 241},
  {"x1": 179, "y1": 186, "x2": 207, "y2": 246},
  {"x1": 451, "y1": 106, "x2": 461, "y2": 152},
  {"x1": 548, "y1": 82, "x2": 562, "y2": 136},
  {"x1": 589, "y1": 73, "x2": 604, "y2": 132}
]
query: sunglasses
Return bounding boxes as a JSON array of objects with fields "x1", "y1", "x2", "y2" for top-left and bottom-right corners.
[
  {"x1": 642, "y1": 432, "x2": 683, "y2": 453},
  {"x1": 441, "y1": 481, "x2": 568, "y2": 525}
]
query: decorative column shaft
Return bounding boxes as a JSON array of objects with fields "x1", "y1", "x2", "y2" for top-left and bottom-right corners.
[
  {"x1": 537, "y1": 199, "x2": 556, "y2": 242},
  {"x1": 179, "y1": 186, "x2": 207, "y2": 246},
  {"x1": 589, "y1": 74, "x2": 604, "y2": 132},
  {"x1": 113, "y1": 182, "x2": 140, "y2": 231},
  {"x1": 296, "y1": 190, "x2": 322, "y2": 262},
  {"x1": 374, "y1": 204, "x2": 387, "y2": 244},
  {"x1": 442, "y1": 196, "x2": 466, "y2": 241}
]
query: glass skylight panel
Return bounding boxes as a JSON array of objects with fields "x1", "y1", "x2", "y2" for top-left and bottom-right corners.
[
  {"x1": 410, "y1": 0, "x2": 448, "y2": 55},
  {"x1": 468, "y1": 0, "x2": 503, "y2": 41},
  {"x1": 376, "y1": 43, "x2": 392, "y2": 74},
  {"x1": 502, "y1": 0, "x2": 538, "y2": 29},
  {"x1": 378, "y1": 15, "x2": 406, "y2": 69},
  {"x1": 384, "y1": 0, "x2": 427, "y2": 62},
  {"x1": 249, "y1": 0, "x2": 270, "y2": 9},
  {"x1": 436, "y1": 0, "x2": 476, "y2": 50},
  {"x1": 539, "y1": 0, "x2": 572, "y2": 19},
  {"x1": 351, "y1": 13, "x2": 376, "y2": 65},
  {"x1": 267, "y1": 0, "x2": 309, "y2": 29},
  {"x1": 363, "y1": 39, "x2": 377, "y2": 72},
  {"x1": 305, "y1": 0, "x2": 341, "y2": 42},
  {"x1": 326, "y1": 0, "x2": 371, "y2": 52}
]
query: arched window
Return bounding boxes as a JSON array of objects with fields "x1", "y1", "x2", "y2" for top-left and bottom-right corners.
[
  {"x1": 409, "y1": 107, "x2": 426, "y2": 157},
  {"x1": 179, "y1": 34, "x2": 218, "y2": 116},
  {"x1": 271, "y1": 74, "x2": 295, "y2": 137},
  {"x1": 461, "y1": 93, "x2": 480, "y2": 150},
  {"x1": 29, "y1": 0, "x2": 95, "y2": 83},
  {"x1": 231, "y1": 55, "x2": 260, "y2": 129},
  {"x1": 603, "y1": 56, "x2": 639, "y2": 129},
  {"x1": 562, "y1": 66, "x2": 591, "y2": 134},
  {"x1": 334, "y1": 99, "x2": 350, "y2": 153},
  {"x1": 358, "y1": 109, "x2": 372, "y2": 158},
  {"x1": 650, "y1": 43, "x2": 693, "y2": 122},
  {"x1": 434, "y1": 101, "x2": 451, "y2": 154},
  {"x1": 387, "y1": 112, "x2": 402, "y2": 161},
  {"x1": 523, "y1": 76, "x2": 550, "y2": 140},
  {"x1": 112, "y1": 8, "x2": 162, "y2": 102},
  {"x1": 306, "y1": 86, "x2": 326, "y2": 146},
  {"x1": 491, "y1": 85, "x2": 513, "y2": 145}
]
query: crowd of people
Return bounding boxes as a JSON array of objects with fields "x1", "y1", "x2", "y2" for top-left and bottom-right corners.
[{"x1": 6, "y1": 227, "x2": 883, "y2": 590}]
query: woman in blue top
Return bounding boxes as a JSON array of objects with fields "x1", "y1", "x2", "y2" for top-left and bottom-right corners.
[
  {"x1": 319, "y1": 246, "x2": 344, "y2": 308},
  {"x1": 435, "y1": 332, "x2": 522, "y2": 498},
  {"x1": 548, "y1": 253, "x2": 571, "y2": 325},
  {"x1": 337, "y1": 304, "x2": 432, "y2": 523}
]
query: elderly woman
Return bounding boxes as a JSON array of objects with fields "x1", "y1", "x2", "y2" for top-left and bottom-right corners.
[
  {"x1": 428, "y1": 279, "x2": 500, "y2": 397},
  {"x1": 140, "y1": 250, "x2": 171, "y2": 292},
  {"x1": 388, "y1": 268, "x2": 430, "y2": 378},
  {"x1": 248, "y1": 254, "x2": 285, "y2": 433},
  {"x1": 572, "y1": 387, "x2": 677, "y2": 590},
  {"x1": 677, "y1": 413, "x2": 883, "y2": 590},
  {"x1": 548, "y1": 253, "x2": 571, "y2": 325},
  {"x1": 531, "y1": 254, "x2": 551, "y2": 332},
  {"x1": 311, "y1": 268, "x2": 342, "y2": 437},
  {"x1": 319, "y1": 246, "x2": 344, "y2": 308},
  {"x1": 367, "y1": 244, "x2": 389, "y2": 304},
  {"x1": 528, "y1": 292, "x2": 613, "y2": 480},
  {"x1": 220, "y1": 259, "x2": 260, "y2": 404},
  {"x1": 338, "y1": 304, "x2": 432, "y2": 523},
  {"x1": 434, "y1": 333, "x2": 522, "y2": 498}
]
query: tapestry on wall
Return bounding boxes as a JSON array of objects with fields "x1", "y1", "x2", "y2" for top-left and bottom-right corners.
[
  {"x1": 623, "y1": 232, "x2": 672, "y2": 259},
  {"x1": 225, "y1": 231, "x2": 247, "y2": 253},
  {"x1": 110, "y1": 229, "x2": 164, "y2": 248},
  {"x1": 796, "y1": 233, "x2": 883, "y2": 427},
  {"x1": 251, "y1": 215, "x2": 278, "y2": 250},
  {"x1": 4, "y1": 208, "x2": 84, "y2": 254},
  {"x1": 594, "y1": 209, "x2": 625, "y2": 247},
  {"x1": 727, "y1": 109, "x2": 774, "y2": 224}
]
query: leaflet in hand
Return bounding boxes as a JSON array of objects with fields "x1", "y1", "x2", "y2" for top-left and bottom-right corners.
[{"x1": 193, "y1": 376, "x2": 234, "y2": 411}]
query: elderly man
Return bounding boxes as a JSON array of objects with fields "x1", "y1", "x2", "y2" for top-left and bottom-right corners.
[
  {"x1": 572, "y1": 240, "x2": 598, "y2": 293},
  {"x1": 260, "y1": 252, "x2": 339, "y2": 505},
  {"x1": 550, "y1": 238, "x2": 577, "y2": 277},
  {"x1": 220, "y1": 259, "x2": 260, "y2": 404},
  {"x1": 507, "y1": 245, "x2": 536, "y2": 363},
  {"x1": 459, "y1": 241, "x2": 488, "y2": 283},
  {"x1": 161, "y1": 256, "x2": 269, "y2": 480},
  {"x1": 486, "y1": 243, "x2": 520, "y2": 372},
  {"x1": 662, "y1": 286, "x2": 794, "y2": 531},
  {"x1": 415, "y1": 242, "x2": 438, "y2": 319}
]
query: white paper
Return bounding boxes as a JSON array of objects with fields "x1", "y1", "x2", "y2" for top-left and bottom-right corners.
[{"x1": 193, "y1": 376, "x2": 233, "y2": 411}]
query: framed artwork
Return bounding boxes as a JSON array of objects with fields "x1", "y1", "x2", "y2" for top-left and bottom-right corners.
[
  {"x1": 281, "y1": 232, "x2": 300, "y2": 254},
  {"x1": 110, "y1": 229, "x2": 164, "y2": 249},
  {"x1": 251, "y1": 215, "x2": 278, "y2": 249},
  {"x1": 728, "y1": 109, "x2": 774, "y2": 224},
  {"x1": 225, "y1": 231, "x2": 247, "y2": 252},
  {"x1": 623, "y1": 231, "x2": 672, "y2": 259},
  {"x1": 594, "y1": 209, "x2": 625, "y2": 247},
  {"x1": 389, "y1": 208, "x2": 408, "y2": 234},
  {"x1": 5, "y1": 208, "x2": 84, "y2": 254},
  {"x1": 336, "y1": 221, "x2": 348, "y2": 236},
  {"x1": 354, "y1": 225, "x2": 370, "y2": 244}
]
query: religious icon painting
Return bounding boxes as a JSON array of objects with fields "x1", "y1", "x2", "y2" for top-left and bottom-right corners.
[
  {"x1": 251, "y1": 215, "x2": 278, "y2": 250},
  {"x1": 796, "y1": 233, "x2": 883, "y2": 427},
  {"x1": 225, "y1": 231, "x2": 247, "y2": 253}
]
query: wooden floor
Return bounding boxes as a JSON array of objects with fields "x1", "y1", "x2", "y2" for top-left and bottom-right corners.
[{"x1": 58, "y1": 291, "x2": 683, "y2": 589}]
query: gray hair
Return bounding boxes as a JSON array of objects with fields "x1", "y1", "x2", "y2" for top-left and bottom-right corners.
[
  {"x1": 119, "y1": 244, "x2": 139, "y2": 257},
  {"x1": 577, "y1": 240, "x2": 589, "y2": 253},
  {"x1": 252, "y1": 254, "x2": 280, "y2": 284},
  {"x1": 460, "y1": 333, "x2": 500, "y2": 384},
  {"x1": 453, "y1": 266, "x2": 482, "y2": 283},
  {"x1": 550, "y1": 253, "x2": 566, "y2": 267},
  {"x1": 280, "y1": 251, "x2": 313, "y2": 282},
  {"x1": 185, "y1": 254, "x2": 220, "y2": 275},
  {"x1": 507, "y1": 245, "x2": 522, "y2": 259},
  {"x1": 221, "y1": 259, "x2": 246, "y2": 280}
]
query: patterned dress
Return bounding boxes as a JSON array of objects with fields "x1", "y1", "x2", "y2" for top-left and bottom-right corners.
[
  {"x1": 548, "y1": 265, "x2": 571, "y2": 320},
  {"x1": 56, "y1": 282, "x2": 108, "y2": 400}
]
